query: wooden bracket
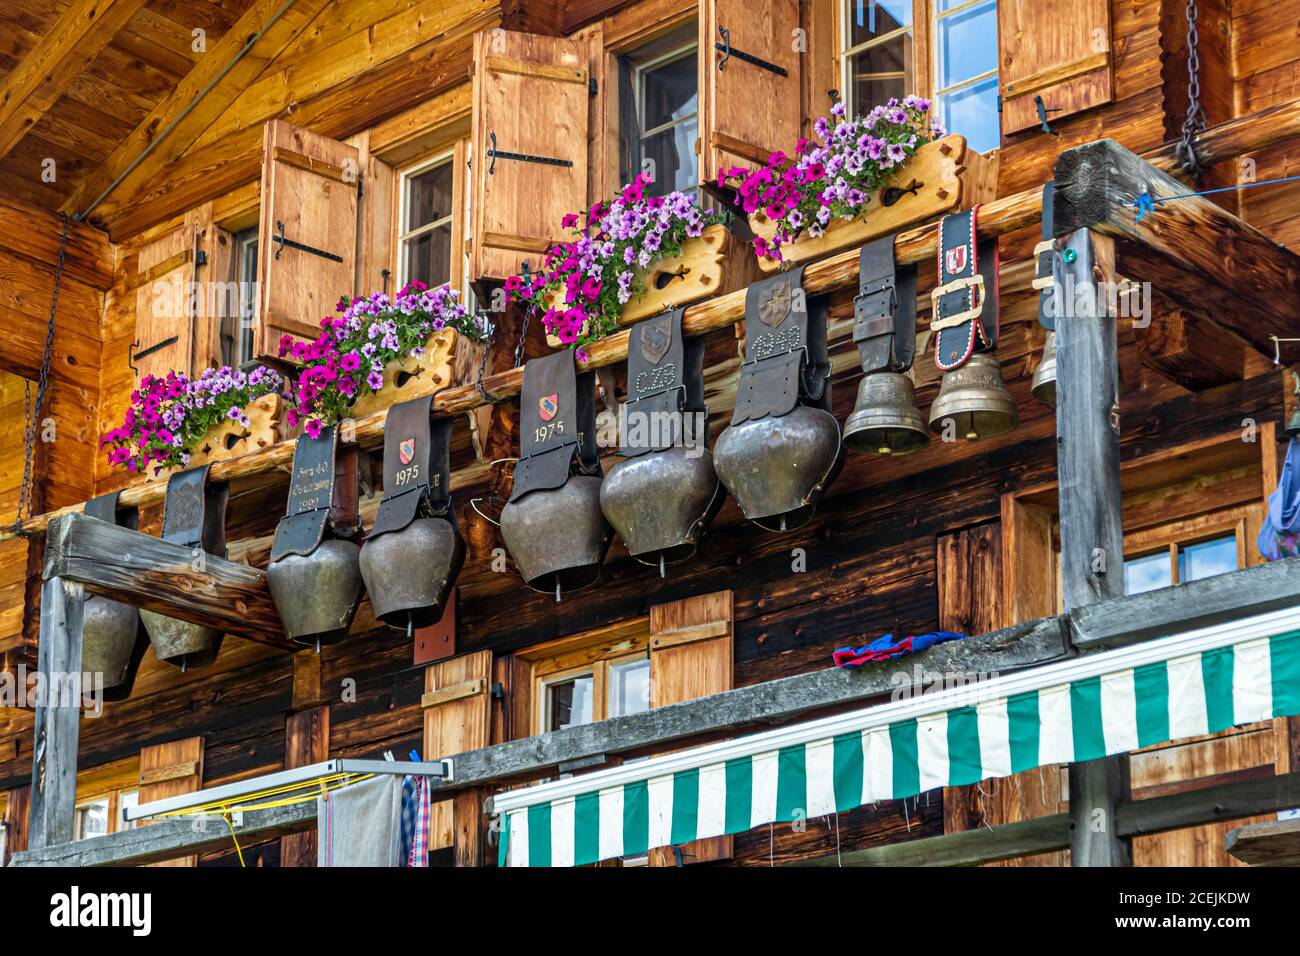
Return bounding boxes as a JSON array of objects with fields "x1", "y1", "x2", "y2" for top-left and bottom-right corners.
[
  {"x1": 650, "y1": 620, "x2": 729, "y2": 651},
  {"x1": 422, "y1": 677, "x2": 485, "y2": 709},
  {"x1": 138, "y1": 761, "x2": 199, "y2": 787}
]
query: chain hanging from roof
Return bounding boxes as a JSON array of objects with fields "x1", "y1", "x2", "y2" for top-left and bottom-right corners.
[
  {"x1": 13, "y1": 214, "x2": 70, "y2": 534},
  {"x1": 1176, "y1": 0, "x2": 1208, "y2": 176}
]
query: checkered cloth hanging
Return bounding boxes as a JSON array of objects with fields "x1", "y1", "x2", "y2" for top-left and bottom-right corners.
[{"x1": 400, "y1": 774, "x2": 432, "y2": 867}]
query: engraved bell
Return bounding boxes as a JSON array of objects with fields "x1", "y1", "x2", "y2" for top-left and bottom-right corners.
[
  {"x1": 141, "y1": 610, "x2": 223, "y2": 670},
  {"x1": 501, "y1": 476, "x2": 611, "y2": 594},
  {"x1": 843, "y1": 371, "x2": 929, "y2": 457},
  {"x1": 359, "y1": 516, "x2": 464, "y2": 630},
  {"x1": 927, "y1": 352, "x2": 1019, "y2": 440},
  {"x1": 359, "y1": 408, "x2": 464, "y2": 631},
  {"x1": 600, "y1": 444, "x2": 721, "y2": 570},
  {"x1": 1031, "y1": 330, "x2": 1057, "y2": 407},
  {"x1": 713, "y1": 405, "x2": 842, "y2": 532},
  {"x1": 270, "y1": 538, "x2": 365, "y2": 645},
  {"x1": 83, "y1": 595, "x2": 140, "y2": 697}
]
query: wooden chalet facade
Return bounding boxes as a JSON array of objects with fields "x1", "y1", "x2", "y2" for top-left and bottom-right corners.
[{"x1": 0, "y1": 0, "x2": 1299, "y2": 868}]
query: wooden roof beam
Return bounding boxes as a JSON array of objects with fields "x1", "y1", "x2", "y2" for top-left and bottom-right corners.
[
  {"x1": 0, "y1": 0, "x2": 149, "y2": 159},
  {"x1": 1054, "y1": 137, "x2": 1300, "y2": 361},
  {"x1": 63, "y1": 0, "x2": 334, "y2": 223},
  {"x1": 43, "y1": 512, "x2": 297, "y2": 652}
]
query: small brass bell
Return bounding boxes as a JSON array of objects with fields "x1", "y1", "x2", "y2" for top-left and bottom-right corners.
[
  {"x1": 1031, "y1": 331, "x2": 1057, "y2": 408},
  {"x1": 843, "y1": 372, "x2": 929, "y2": 457},
  {"x1": 928, "y1": 353, "x2": 1018, "y2": 440}
]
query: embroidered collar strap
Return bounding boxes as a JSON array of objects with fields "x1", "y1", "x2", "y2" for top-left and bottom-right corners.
[
  {"x1": 160, "y1": 464, "x2": 229, "y2": 558},
  {"x1": 731, "y1": 266, "x2": 832, "y2": 425},
  {"x1": 511, "y1": 350, "x2": 600, "y2": 502},
  {"x1": 271, "y1": 426, "x2": 363, "y2": 560},
  {"x1": 369, "y1": 396, "x2": 452, "y2": 540},
  {"x1": 854, "y1": 233, "x2": 917, "y2": 375},
  {"x1": 1034, "y1": 181, "x2": 1057, "y2": 331},
  {"x1": 620, "y1": 308, "x2": 706, "y2": 457},
  {"x1": 931, "y1": 205, "x2": 1000, "y2": 372}
]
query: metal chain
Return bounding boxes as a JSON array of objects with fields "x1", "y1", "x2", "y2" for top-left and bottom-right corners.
[
  {"x1": 14, "y1": 213, "x2": 70, "y2": 533},
  {"x1": 1177, "y1": 0, "x2": 1207, "y2": 176}
]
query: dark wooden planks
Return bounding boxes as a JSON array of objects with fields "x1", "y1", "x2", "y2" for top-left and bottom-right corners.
[{"x1": 1225, "y1": 817, "x2": 1300, "y2": 866}]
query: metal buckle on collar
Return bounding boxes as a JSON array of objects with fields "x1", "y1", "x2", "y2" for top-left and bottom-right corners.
[
  {"x1": 853, "y1": 281, "x2": 897, "y2": 338},
  {"x1": 1031, "y1": 239, "x2": 1055, "y2": 291},
  {"x1": 929, "y1": 274, "x2": 986, "y2": 332}
]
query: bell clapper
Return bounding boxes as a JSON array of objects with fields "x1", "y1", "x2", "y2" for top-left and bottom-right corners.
[
  {"x1": 555, "y1": 578, "x2": 562, "y2": 604},
  {"x1": 659, "y1": 553, "x2": 666, "y2": 578},
  {"x1": 315, "y1": 639, "x2": 321, "y2": 655},
  {"x1": 406, "y1": 615, "x2": 413, "y2": 641},
  {"x1": 780, "y1": 514, "x2": 787, "y2": 533}
]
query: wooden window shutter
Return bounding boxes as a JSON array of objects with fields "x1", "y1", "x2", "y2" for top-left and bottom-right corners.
[
  {"x1": 255, "y1": 120, "x2": 360, "y2": 360},
  {"x1": 699, "y1": 0, "x2": 802, "y2": 189},
  {"x1": 187, "y1": 203, "x2": 236, "y2": 371},
  {"x1": 998, "y1": 0, "x2": 1113, "y2": 136},
  {"x1": 138, "y1": 736, "x2": 204, "y2": 867},
  {"x1": 470, "y1": 30, "x2": 590, "y2": 284},
  {"x1": 132, "y1": 225, "x2": 197, "y2": 385},
  {"x1": 348, "y1": 130, "x2": 395, "y2": 297},
  {"x1": 422, "y1": 649, "x2": 493, "y2": 851},
  {"x1": 647, "y1": 589, "x2": 734, "y2": 865}
]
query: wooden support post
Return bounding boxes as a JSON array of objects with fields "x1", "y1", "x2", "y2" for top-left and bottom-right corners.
[
  {"x1": 281, "y1": 705, "x2": 329, "y2": 867},
  {"x1": 1053, "y1": 227, "x2": 1132, "y2": 867},
  {"x1": 27, "y1": 576, "x2": 84, "y2": 851}
]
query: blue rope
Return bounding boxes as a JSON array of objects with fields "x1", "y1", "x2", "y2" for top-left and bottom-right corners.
[{"x1": 1132, "y1": 173, "x2": 1300, "y2": 220}]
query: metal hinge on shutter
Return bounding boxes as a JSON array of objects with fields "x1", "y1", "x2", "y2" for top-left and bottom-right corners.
[
  {"x1": 128, "y1": 336, "x2": 180, "y2": 373},
  {"x1": 272, "y1": 219, "x2": 344, "y2": 263},
  {"x1": 485, "y1": 131, "x2": 574, "y2": 175},
  {"x1": 714, "y1": 26, "x2": 788, "y2": 77}
]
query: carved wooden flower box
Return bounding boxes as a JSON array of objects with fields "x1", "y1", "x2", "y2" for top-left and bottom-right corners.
[{"x1": 748, "y1": 135, "x2": 998, "y2": 274}]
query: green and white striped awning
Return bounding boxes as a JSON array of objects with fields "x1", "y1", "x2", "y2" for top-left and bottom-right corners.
[{"x1": 494, "y1": 607, "x2": 1300, "y2": 867}]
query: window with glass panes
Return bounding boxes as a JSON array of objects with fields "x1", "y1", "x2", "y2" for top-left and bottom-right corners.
[
  {"x1": 1123, "y1": 533, "x2": 1241, "y2": 596},
  {"x1": 541, "y1": 654, "x2": 651, "y2": 733},
  {"x1": 398, "y1": 152, "x2": 455, "y2": 289},
  {"x1": 838, "y1": 0, "x2": 999, "y2": 154},
  {"x1": 618, "y1": 26, "x2": 698, "y2": 198}
]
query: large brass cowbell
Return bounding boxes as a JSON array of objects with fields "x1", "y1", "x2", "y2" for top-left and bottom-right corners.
[
  {"x1": 81, "y1": 493, "x2": 149, "y2": 701},
  {"x1": 267, "y1": 425, "x2": 366, "y2": 646},
  {"x1": 359, "y1": 396, "x2": 464, "y2": 632},
  {"x1": 600, "y1": 308, "x2": 722, "y2": 574},
  {"x1": 713, "y1": 267, "x2": 842, "y2": 532},
  {"x1": 500, "y1": 351, "x2": 611, "y2": 599}
]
